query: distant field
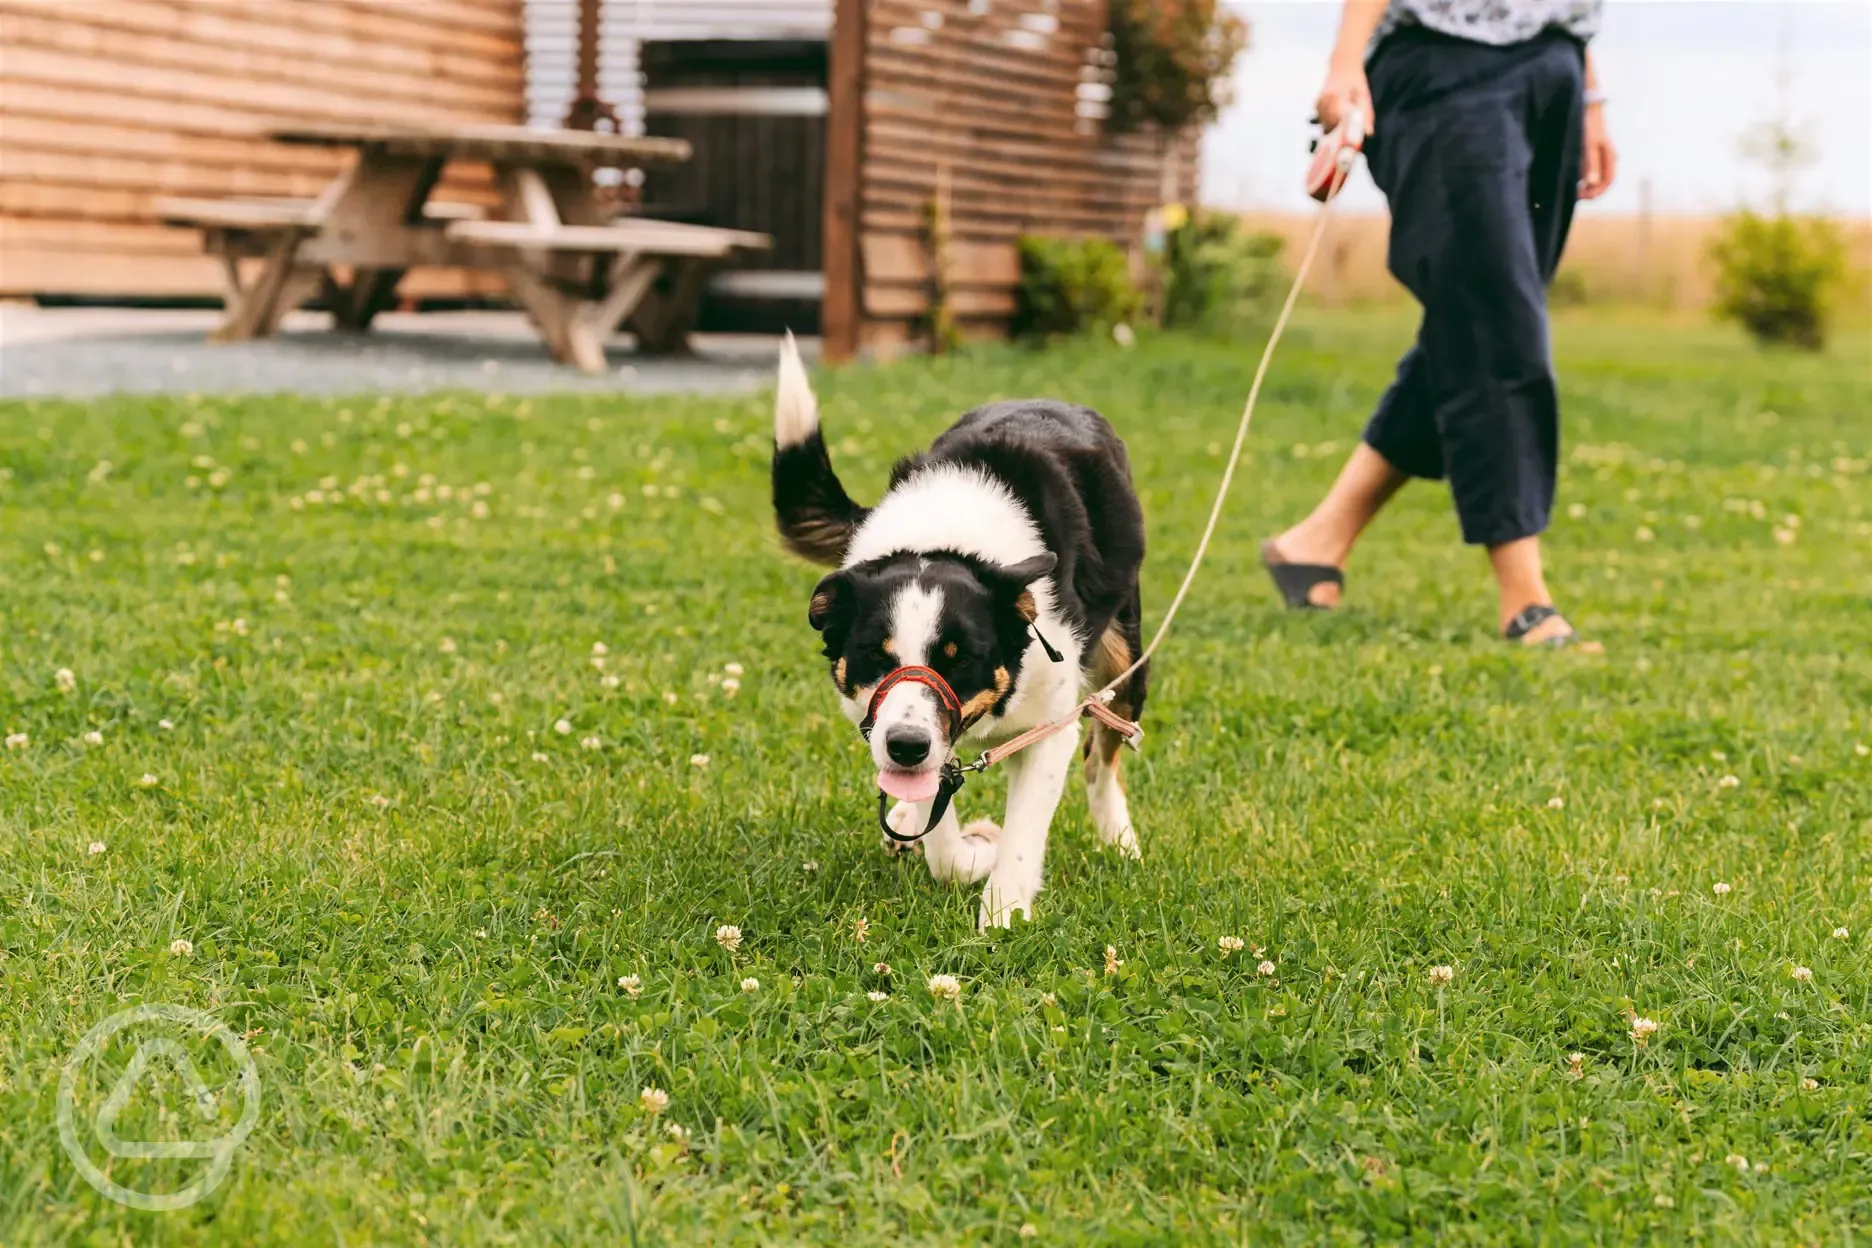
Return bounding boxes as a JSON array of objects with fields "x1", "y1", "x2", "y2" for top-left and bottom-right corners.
[
  {"x1": 1238, "y1": 210, "x2": 1872, "y2": 313},
  {"x1": 2, "y1": 309, "x2": 1869, "y2": 1244}
]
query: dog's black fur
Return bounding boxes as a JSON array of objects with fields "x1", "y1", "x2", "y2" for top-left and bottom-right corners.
[{"x1": 775, "y1": 398, "x2": 1150, "y2": 728}]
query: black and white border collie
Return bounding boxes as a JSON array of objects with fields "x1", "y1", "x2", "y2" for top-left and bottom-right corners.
[{"x1": 770, "y1": 337, "x2": 1149, "y2": 928}]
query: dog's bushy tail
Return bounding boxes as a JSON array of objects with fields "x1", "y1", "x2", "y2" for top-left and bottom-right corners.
[{"x1": 772, "y1": 332, "x2": 866, "y2": 566}]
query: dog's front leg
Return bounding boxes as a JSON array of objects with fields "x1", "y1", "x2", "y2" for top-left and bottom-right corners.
[{"x1": 978, "y1": 722, "x2": 1079, "y2": 929}]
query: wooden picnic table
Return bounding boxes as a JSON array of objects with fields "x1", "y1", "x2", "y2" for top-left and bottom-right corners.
[{"x1": 157, "y1": 122, "x2": 769, "y2": 372}]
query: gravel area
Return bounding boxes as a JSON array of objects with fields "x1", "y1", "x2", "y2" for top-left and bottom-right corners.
[{"x1": 0, "y1": 306, "x2": 798, "y2": 399}]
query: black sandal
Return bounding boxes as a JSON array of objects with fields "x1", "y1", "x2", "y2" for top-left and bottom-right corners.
[
  {"x1": 1260, "y1": 539, "x2": 1344, "y2": 610},
  {"x1": 1504, "y1": 604, "x2": 1579, "y2": 648}
]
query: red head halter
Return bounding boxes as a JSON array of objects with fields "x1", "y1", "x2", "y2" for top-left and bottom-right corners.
[{"x1": 860, "y1": 665, "x2": 964, "y2": 742}]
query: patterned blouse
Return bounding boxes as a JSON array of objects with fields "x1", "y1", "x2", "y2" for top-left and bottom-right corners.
[{"x1": 1373, "y1": 0, "x2": 1604, "y2": 50}]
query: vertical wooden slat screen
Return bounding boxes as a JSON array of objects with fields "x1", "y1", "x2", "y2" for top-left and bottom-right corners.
[
  {"x1": 0, "y1": 0, "x2": 526, "y2": 299},
  {"x1": 840, "y1": 0, "x2": 1198, "y2": 353}
]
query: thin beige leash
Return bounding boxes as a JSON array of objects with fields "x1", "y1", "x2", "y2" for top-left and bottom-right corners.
[{"x1": 973, "y1": 165, "x2": 1353, "y2": 772}]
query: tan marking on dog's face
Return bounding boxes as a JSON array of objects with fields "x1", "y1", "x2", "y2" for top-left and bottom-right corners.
[
  {"x1": 943, "y1": 640, "x2": 958, "y2": 659},
  {"x1": 833, "y1": 656, "x2": 849, "y2": 693},
  {"x1": 881, "y1": 638, "x2": 896, "y2": 656},
  {"x1": 957, "y1": 665, "x2": 1012, "y2": 724}
]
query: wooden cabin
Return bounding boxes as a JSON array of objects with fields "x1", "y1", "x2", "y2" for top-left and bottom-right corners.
[{"x1": 0, "y1": 0, "x2": 1196, "y2": 358}]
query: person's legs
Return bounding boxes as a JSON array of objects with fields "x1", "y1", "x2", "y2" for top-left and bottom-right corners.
[{"x1": 1267, "y1": 444, "x2": 1410, "y2": 607}]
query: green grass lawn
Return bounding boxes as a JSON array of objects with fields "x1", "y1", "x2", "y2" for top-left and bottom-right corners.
[{"x1": 2, "y1": 309, "x2": 1869, "y2": 1245}]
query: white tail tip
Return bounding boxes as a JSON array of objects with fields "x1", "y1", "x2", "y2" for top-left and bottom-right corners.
[{"x1": 774, "y1": 330, "x2": 819, "y2": 448}]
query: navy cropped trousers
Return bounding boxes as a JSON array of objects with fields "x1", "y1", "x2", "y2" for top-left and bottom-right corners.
[{"x1": 1361, "y1": 27, "x2": 1586, "y2": 547}]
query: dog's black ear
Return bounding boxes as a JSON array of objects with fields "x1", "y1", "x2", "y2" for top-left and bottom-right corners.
[
  {"x1": 985, "y1": 553, "x2": 1057, "y2": 624},
  {"x1": 807, "y1": 570, "x2": 854, "y2": 633}
]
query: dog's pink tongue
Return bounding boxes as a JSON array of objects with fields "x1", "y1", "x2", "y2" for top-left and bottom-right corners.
[{"x1": 877, "y1": 768, "x2": 941, "y2": 803}]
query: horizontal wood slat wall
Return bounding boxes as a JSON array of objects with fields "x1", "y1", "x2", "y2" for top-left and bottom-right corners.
[
  {"x1": 850, "y1": 0, "x2": 1197, "y2": 349},
  {"x1": 0, "y1": 0, "x2": 526, "y2": 299}
]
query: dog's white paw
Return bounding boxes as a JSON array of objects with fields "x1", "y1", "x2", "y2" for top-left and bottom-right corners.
[
  {"x1": 880, "y1": 802, "x2": 925, "y2": 856},
  {"x1": 1089, "y1": 777, "x2": 1141, "y2": 859},
  {"x1": 977, "y1": 876, "x2": 1036, "y2": 930},
  {"x1": 926, "y1": 818, "x2": 998, "y2": 885},
  {"x1": 1103, "y1": 823, "x2": 1142, "y2": 860}
]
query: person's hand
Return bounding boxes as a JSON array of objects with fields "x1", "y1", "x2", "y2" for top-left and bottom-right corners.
[
  {"x1": 1580, "y1": 102, "x2": 1617, "y2": 199},
  {"x1": 1316, "y1": 56, "x2": 1375, "y2": 137}
]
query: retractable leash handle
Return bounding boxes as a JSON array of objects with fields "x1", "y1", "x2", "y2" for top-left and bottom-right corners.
[{"x1": 1305, "y1": 106, "x2": 1367, "y2": 203}]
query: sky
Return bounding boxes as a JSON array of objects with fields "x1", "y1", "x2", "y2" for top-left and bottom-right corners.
[{"x1": 1203, "y1": 1, "x2": 1872, "y2": 216}]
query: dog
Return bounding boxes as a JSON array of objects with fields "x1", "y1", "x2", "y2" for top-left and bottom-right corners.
[{"x1": 770, "y1": 336, "x2": 1148, "y2": 928}]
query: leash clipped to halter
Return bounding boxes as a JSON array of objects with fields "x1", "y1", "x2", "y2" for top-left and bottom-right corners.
[{"x1": 868, "y1": 124, "x2": 1363, "y2": 845}]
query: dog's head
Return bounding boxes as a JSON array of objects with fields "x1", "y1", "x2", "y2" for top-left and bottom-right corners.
[{"x1": 808, "y1": 550, "x2": 1056, "y2": 800}]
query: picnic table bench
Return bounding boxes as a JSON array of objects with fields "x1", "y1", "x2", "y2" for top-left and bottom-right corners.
[{"x1": 156, "y1": 122, "x2": 771, "y2": 372}]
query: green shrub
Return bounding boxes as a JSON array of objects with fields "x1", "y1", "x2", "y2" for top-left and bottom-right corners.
[
  {"x1": 1012, "y1": 236, "x2": 1143, "y2": 343},
  {"x1": 1107, "y1": 0, "x2": 1248, "y2": 134},
  {"x1": 1708, "y1": 210, "x2": 1847, "y2": 349},
  {"x1": 1160, "y1": 211, "x2": 1286, "y2": 338}
]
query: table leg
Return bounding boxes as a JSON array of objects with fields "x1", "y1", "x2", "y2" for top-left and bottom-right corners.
[
  {"x1": 330, "y1": 268, "x2": 407, "y2": 331},
  {"x1": 210, "y1": 229, "x2": 308, "y2": 342},
  {"x1": 627, "y1": 256, "x2": 709, "y2": 355},
  {"x1": 566, "y1": 254, "x2": 662, "y2": 373}
]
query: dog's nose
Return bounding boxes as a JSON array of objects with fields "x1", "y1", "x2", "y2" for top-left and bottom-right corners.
[{"x1": 884, "y1": 726, "x2": 931, "y2": 767}]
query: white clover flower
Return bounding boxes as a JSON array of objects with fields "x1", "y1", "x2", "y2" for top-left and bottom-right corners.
[
  {"x1": 1792, "y1": 965, "x2": 1813, "y2": 983},
  {"x1": 1567, "y1": 503, "x2": 1587, "y2": 520},
  {"x1": 1635, "y1": 526, "x2": 1655, "y2": 543},
  {"x1": 1566, "y1": 1052, "x2": 1586, "y2": 1077},
  {"x1": 1717, "y1": 775, "x2": 1740, "y2": 789},
  {"x1": 1428, "y1": 965, "x2": 1455, "y2": 988},
  {"x1": 1802, "y1": 1077, "x2": 1819, "y2": 1090},
  {"x1": 721, "y1": 678, "x2": 741, "y2": 697},
  {"x1": 88, "y1": 841, "x2": 106, "y2": 856},
  {"x1": 928, "y1": 973, "x2": 961, "y2": 1002},
  {"x1": 169, "y1": 938, "x2": 193, "y2": 956},
  {"x1": 618, "y1": 974, "x2": 642, "y2": 997},
  {"x1": 439, "y1": 638, "x2": 457, "y2": 654},
  {"x1": 159, "y1": 719, "x2": 176, "y2": 730},
  {"x1": 1832, "y1": 927, "x2": 1850, "y2": 940},
  {"x1": 1855, "y1": 743, "x2": 1869, "y2": 757},
  {"x1": 1629, "y1": 1015, "x2": 1659, "y2": 1044},
  {"x1": 592, "y1": 642, "x2": 609, "y2": 657},
  {"x1": 601, "y1": 674, "x2": 621, "y2": 688},
  {"x1": 866, "y1": 990, "x2": 890, "y2": 1002},
  {"x1": 689, "y1": 754, "x2": 710, "y2": 768},
  {"x1": 666, "y1": 1121, "x2": 689, "y2": 1144},
  {"x1": 873, "y1": 962, "x2": 892, "y2": 977},
  {"x1": 1104, "y1": 945, "x2": 1122, "y2": 975},
  {"x1": 531, "y1": 752, "x2": 549, "y2": 763},
  {"x1": 1257, "y1": 960, "x2": 1276, "y2": 977},
  {"x1": 724, "y1": 662, "x2": 744, "y2": 677},
  {"x1": 553, "y1": 718, "x2": 572, "y2": 735},
  {"x1": 1724, "y1": 1153, "x2": 1748, "y2": 1172},
  {"x1": 137, "y1": 774, "x2": 157, "y2": 787},
  {"x1": 741, "y1": 977, "x2": 760, "y2": 994},
  {"x1": 55, "y1": 668, "x2": 77, "y2": 692},
  {"x1": 81, "y1": 730, "x2": 104, "y2": 747},
  {"x1": 1713, "y1": 882, "x2": 1732, "y2": 895},
  {"x1": 1218, "y1": 936, "x2": 1244, "y2": 956},
  {"x1": 639, "y1": 1087, "x2": 670, "y2": 1115},
  {"x1": 662, "y1": 691, "x2": 679, "y2": 705},
  {"x1": 853, "y1": 916, "x2": 870, "y2": 943},
  {"x1": 802, "y1": 861, "x2": 818, "y2": 873},
  {"x1": 1547, "y1": 796, "x2": 1565, "y2": 810},
  {"x1": 5, "y1": 733, "x2": 28, "y2": 750},
  {"x1": 580, "y1": 736, "x2": 602, "y2": 751},
  {"x1": 715, "y1": 924, "x2": 742, "y2": 952}
]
